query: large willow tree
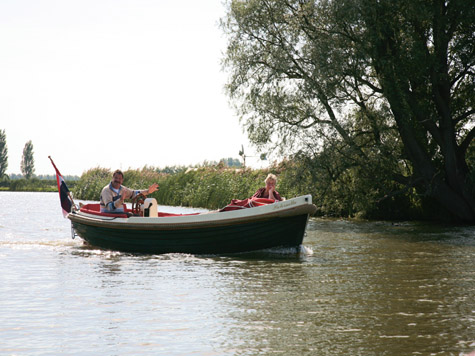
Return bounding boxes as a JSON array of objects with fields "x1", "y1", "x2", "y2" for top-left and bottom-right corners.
[{"x1": 222, "y1": 0, "x2": 475, "y2": 221}]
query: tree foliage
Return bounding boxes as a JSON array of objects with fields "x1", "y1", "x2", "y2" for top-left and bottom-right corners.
[
  {"x1": 221, "y1": 0, "x2": 475, "y2": 221},
  {"x1": 20, "y1": 140, "x2": 35, "y2": 179},
  {"x1": 72, "y1": 167, "x2": 112, "y2": 201},
  {"x1": 0, "y1": 129, "x2": 7, "y2": 179}
]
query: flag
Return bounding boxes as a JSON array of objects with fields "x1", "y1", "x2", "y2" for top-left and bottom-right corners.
[{"x1": 49, "y1": 156, "x2": 73, "y2": 217}]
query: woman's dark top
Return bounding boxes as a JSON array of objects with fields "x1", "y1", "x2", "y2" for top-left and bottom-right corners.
[{"x1": 252, "y1": 187, "x2": 282, "y2": 201}]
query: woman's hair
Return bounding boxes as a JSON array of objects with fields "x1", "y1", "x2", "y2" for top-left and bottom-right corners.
[{"x1": 265, "y1": 173, "x2": 277, "y2": 184}]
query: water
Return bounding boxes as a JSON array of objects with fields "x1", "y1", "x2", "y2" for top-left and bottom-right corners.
[{"x1": 0, "y1": 192, "x2": 474, "y2": 356}]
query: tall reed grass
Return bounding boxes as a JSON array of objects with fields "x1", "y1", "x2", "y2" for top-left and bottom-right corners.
[{"x1": 72, "y1": 166, "x2": 287, "y2": 210}]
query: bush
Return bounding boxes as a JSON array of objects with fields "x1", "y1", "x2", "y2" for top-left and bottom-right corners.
[
  {"x1": 69, "y1": 157, "x2": 446, "y2": 220},
  {"x1": 72, "y1": 167, "x2": 111, "y2": 201},
  {"x1": 72, "y1": 166, "x2": 289, "y2": 210},
  {"x1": 1, "y1": 178, "x2": 58, "y2": 192}
]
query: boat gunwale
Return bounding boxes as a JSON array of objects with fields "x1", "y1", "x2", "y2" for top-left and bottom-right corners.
[{"x1": 68, "y1": 196, "x2": 317, "y2": 231}]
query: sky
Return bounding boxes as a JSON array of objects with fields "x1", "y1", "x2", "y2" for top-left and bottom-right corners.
[{"x1": 0, "y1": 0, "x2": 266, "y2": 176}]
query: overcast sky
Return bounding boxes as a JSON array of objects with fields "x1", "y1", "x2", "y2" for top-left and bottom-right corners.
[{"x1": 0, "y1": 0, "x2": 265, "y2": 176}]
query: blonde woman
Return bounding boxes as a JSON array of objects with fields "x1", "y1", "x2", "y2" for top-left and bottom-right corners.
[{"x1": 252, "y1": 173, "x2": 283, "y2": 201}]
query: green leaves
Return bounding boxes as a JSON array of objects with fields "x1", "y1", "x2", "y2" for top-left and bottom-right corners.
[
  {"x1": 0, "y1": 129, "x2": 7, "y2": 179},
  {"x1": 20, "y1": 140, "x2": 34, "y2": 180},
  {"x1": 222, "y1": 0, "x2": 475, "y2": 221}
]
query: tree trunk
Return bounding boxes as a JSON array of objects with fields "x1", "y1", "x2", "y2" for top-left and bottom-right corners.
[{"x1": 364, "y1": 1, "x2": 475, "y2": 222}]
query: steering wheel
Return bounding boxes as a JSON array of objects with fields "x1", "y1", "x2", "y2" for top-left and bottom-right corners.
[{"x1": 131, "y1": 193, "x2": 146, "y2": 216}]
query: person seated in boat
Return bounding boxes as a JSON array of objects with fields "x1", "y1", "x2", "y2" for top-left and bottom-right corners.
[
  {"x1": 100, "y1": 169, "x2": 159, "y2": 213},
  {"x1": 252, "y1": 173, "x2": 283, "y2": 201}
]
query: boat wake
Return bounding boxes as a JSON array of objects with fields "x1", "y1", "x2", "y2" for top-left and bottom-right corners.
[
  {"x1": 0, "y1": 238, "x2": 81, "y2": 250},
  {"x1": 262, "y1": 244, "x2": 314, "y2": 256},
  {"x1": 66, "y1": 244, "x2": 315, "y2": 259},
  {"x1": 226, "y1": 244, "x2": 314, "y2": 258},
  {"x1": 299, "y1": 245, "x2": 314, "y2": 255}
]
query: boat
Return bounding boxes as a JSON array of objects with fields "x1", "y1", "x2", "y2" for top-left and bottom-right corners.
[{"x1": 68, "y1": 195, "x2": 316, "y2": 254}]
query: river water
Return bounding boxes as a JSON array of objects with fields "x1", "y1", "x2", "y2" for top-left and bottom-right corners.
[{"x1": 0, "y1": 192, "x2": 474, "y2": 356}]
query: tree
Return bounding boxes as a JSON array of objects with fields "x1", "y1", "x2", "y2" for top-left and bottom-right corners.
[
  {"x1": 222, "y1": 0, "x2": 475, "y2": 221},
  {"x1": 21, "y1": 140, "x2": 35, "y2": 179},
  {"x1": 0, "y1": 129, "x2": 7, "y2": 179},
  {"x1": 221, "y1": 157, "x2": 243, "y2": 167}
]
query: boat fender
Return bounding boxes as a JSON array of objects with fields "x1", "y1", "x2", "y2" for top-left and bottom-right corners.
[{"x1": 143, "y1": 198, "x2": 158, "y2": 217}]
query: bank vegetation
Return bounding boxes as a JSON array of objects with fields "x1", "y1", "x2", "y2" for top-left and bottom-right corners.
[
  {"x1": 2, "y1": 157, "x2": 473, "y2": 221},
  {"x1": 70, "y1": 160, "x2": 470, "y2": 221}
]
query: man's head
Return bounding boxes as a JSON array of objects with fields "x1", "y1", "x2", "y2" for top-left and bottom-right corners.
[{"x1": 111, "y1": 169, "x2": 124, "y2": 189}]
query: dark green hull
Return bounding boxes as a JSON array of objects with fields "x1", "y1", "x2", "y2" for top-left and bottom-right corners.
[{"x1": 71, "y1": 214, "x2": 309, "y2": 254}]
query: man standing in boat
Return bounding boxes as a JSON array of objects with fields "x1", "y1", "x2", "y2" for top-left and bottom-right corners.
[{"x1": 100, "y1": 169, "x2": 159, "y2": 213}]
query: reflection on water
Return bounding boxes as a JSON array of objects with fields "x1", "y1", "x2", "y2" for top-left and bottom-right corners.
[{"x1": 0, "y1": 192, "x2": 474, "y2": 355}]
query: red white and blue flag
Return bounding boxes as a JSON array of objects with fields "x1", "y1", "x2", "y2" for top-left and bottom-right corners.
[{"x1": 49, "y1": 156, "x2": 73, "y2": 217}]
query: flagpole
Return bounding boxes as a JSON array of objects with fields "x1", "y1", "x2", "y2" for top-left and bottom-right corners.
[{"x1": 48, "y1": 156, "x2": 77, "y2": 211}]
